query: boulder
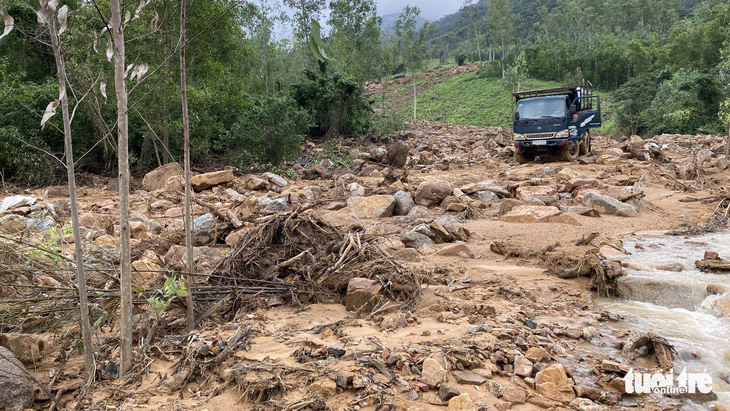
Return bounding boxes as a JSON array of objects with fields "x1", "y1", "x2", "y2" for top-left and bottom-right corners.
[
  {"x1": 415, "y1": 180, "x2": 452, "y2": 207},
  {"x1": 582, "y1": 192, "x2": 638, "y2": 217},
  {"x1": 193, "y1": 213, "x2": 226, "y2": 246},
  {"x1": 259, "y1": 198, "x2": 288, "y2": 212},
  {"x1": 517, "y1": 186, "x2": 559, "y2": 206},
  {"x1": 716, "y1": 294, "x2": 730, "y2": 318},
  {"x1": 473, "y1": 191, "x2": 500, "y2": 202},
  {"x1": 346, "y1": 195, "x2": 396, "y2": 219},
  {"x1": 394, "y1": 191, "x2": 415, "y2": 215},
  {"x1": 414, "y1": 224, "x2": 441, "y2": 243},
  {"x1": 246, "y1": 176, "x2": 269, "y2": 191},
  {"x1": 0, "y1": 346, "x2": 33, "y2": 411},
  {"x1": 476, "y1": 181, "x2": 510, "y2": 198},
  {"x1": 131, "y1": 250, "x2": 165, "y2": 286},
  {"x1": 0, "y1": 334, "x2": 44, "y2": 365},
  {"x1": 322, "y1": 208, "x2": 364, "y2": 231},
  {"x1": 261, "y1": 172, "x2": 288, "y2": 187},
  {"x1": 439, "y1": 385, "x2": 461, "y2": 402},
  {"x1": 130, "y1": 221, "x2": 148, "y2": 239},
  {"x1": 429, "y1": 220, "x2": 452, "y2": 242},
  {"x1": 563, "y1": 178, "x2": 599, "y2": 193},
  {"x1": 191, "y1": 170, "x2": 234, "y2": 191},
  {"x1": 503, "y1": 205, "x2": 581, "y2": 226},
  {"x1": 0, "y1": 215, "x2": 28, "y2": 234},
  {"x1": 535, "y1": 363, "x2": 575, "y2": 404},
  {"x1": 402, "y1": 232, "x2": 435, "y2": 248},
  {"x1": 502, "y1": 386, "x2": 528, "y2": 403},
  {"x1": 407, "y1": 206, "x2": 431, "y2": 217},
  {"x1": 436, "y1": 243, "x2": 474, "y2": 258},
  {"x1": 142, "y1": 162, "x2": 182, "y2": 192},
  {"x1": 525, "y1": 347, "x2": 549, "y2": 363},
  {"x1": 345, "y1": 278, "x2": 382, "y2": 313},
  {"x1": 421, "y1": 357, "x2": 446, "y2": 388},
  {"x1": 163, "y1": 175, "x2": 184, "y2": 192}
]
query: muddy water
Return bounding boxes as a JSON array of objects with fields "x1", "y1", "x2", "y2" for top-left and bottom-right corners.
[{"x1": 594, "y1": 230, "x2": 730, "y2": 407}]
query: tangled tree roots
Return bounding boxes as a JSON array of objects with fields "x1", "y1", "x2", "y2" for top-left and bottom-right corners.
[{"x1": 201, "y1": 210, "x2": 423, "y2": 320}]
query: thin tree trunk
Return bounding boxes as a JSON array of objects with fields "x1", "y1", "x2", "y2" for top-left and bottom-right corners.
[
  {"x1": 109, "y1": 0, "x2": 133, "y2": 377},
  {"x1": 412, "y1": 70, "x2": 417, "y2": 120},
  {"x1": 180, "y1": 0, "x2": 195, "y2": 332},
  {"x1": 48, "y1": 15, "x2": 94, "y2": 378}
]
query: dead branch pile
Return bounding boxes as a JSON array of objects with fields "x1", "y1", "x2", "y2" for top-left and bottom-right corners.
[{"x1": 206, "y1": 210, "x2": 423, "y2": 316}]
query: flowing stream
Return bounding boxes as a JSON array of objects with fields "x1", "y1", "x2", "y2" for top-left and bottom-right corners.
[{"x1": 594, "y1": 230, "x2": 730, "y2": 407}]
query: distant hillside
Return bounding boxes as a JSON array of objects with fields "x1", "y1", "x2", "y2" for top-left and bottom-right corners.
[{"x1": 380, "y1": 12, "x2": 429, "y2": 34}]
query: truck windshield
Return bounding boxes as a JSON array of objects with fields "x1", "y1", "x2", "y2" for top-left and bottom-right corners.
[{"x1": 516, "y1": 97, "x2": 566, "y2": 120}]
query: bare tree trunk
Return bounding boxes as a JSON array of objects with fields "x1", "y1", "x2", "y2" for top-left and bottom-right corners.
[
  {"x1": 180, "y1": 0, "x2": 195, "y2": 332},
  {"x1": 48, "y1": 14, "x2": 94, "y2": 378},
  {"x1": 109, "y1": 0, "x2": 133, "y2": 377},
  {"x1": 412, "y1": 70, "x2": 417, "y2": 120}
]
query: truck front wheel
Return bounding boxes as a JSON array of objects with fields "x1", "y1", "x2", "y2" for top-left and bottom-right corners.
[
  {"x1": 514, "y1": 148, "x2": 535, "y2": 164},
  {"x1": 561, "y1": 140, "x2": 580, "y2": 161}
]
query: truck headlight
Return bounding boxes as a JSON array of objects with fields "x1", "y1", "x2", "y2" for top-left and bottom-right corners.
[
  {"x1": 513, "y1": 133, "x2": 525, "y2": 140},
  {"x1": 555, "y1": 130, "x2": 569, "y2": 138}
]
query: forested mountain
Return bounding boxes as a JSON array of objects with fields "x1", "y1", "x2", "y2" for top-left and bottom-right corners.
[{"x1": 0, "y1": 0, "x2": 728, "y2": 185}]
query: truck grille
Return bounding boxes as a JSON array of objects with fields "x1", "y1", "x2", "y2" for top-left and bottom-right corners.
[{"x1": 525, "y1": 132, "x2": 556, "y2": 139}]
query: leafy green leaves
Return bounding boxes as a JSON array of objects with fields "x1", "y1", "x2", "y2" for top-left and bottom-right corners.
[{"x1": 308, "y1": 18, "x2": 327, "y2": 62}]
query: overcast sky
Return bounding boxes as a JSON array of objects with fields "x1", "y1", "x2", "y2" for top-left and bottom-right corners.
[{"x1": 374, "y1": 1, "x2": 462, "y2": 20}]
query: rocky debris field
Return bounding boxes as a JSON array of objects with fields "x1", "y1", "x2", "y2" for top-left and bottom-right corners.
[{"x1": 0, "y1": 121, "x2": 729, "y2": 410}]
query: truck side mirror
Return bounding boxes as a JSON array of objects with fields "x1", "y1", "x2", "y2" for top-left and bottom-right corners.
[{"x1": 514, "y1": 112, "x2": 520, "y2": 120}]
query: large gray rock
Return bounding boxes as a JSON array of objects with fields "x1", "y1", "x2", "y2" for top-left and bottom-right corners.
[
  {"x1": 402, "y1": 232, "x2": 435, "y2": 248},
  {"x1": 473, "y1": 191, "x2": 499, "y2": 202},
  {"x1": 262, "y1": 172, "x2": 288, "y2": 187},
  {"x1": 394, "y1": 191, "x2": 415, "y2": 215},
  {"x1": 0, "y1": 346, "x2": 34, "y2": 411},
  {"x1": 346, "y1": 195, "x2": 396, "y2": 219},
  {"x1": 582, "y1": 192, "x2": 638, "y2": 217},
  {"x1": 142, "y1": 162, "x2": 182, "y2": 192}
]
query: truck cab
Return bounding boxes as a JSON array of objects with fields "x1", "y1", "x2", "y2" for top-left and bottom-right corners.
[{"x1": 512, "y1": 86, "x2": 601, "y2": 164}]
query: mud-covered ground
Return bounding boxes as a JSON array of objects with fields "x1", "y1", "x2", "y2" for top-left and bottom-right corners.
[{"x1": 1, "y1": 121, "x2": 729, "y2": 410}]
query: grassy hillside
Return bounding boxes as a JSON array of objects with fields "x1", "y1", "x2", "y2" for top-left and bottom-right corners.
[{"x1": 384, "y1": 71, "x2": 618, "y2": 135}]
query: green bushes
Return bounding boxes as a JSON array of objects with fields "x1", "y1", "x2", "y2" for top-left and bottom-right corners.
[
  {"x1": 216, "y1": 95, "x2": 309, "y2": 169},
  {"x1": 615, "y1": 70, "x2": 723, "y2": 136},
  {"x1": 290, "y1": 67, "x2": 372, "y2": 139}
]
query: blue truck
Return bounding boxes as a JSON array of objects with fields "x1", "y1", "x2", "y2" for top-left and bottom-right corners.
[{"x1": 512, "y1": 86, "x2": 601, "y2": 164}]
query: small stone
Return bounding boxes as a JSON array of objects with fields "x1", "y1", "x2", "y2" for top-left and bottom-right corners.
[
  {"x1": 429, "y1": 220, "x2": 452, "y2": 242},
  {"x1": 582, "y1": 326, "x2": 600, "y2": 341},
  {"x1": 130, "y1": 221, "x2": 148, "y2": 239},
  {"x1": 421, "y1": 358, "x2": 446, "y2": 388},
  {"x1": 525, "y1": 347, "x2": 548, "y2": 363},
  {"x1": 308, "y1": 378, "x2": 337, "y2": 398},
  {"x1": 486, "y1": 380, "x2": 504, "y2": 396},
  {"x1": 451, "y1": 370, "x2": 486, "y2": 385},
  {"x1": 447, "y1": 393, "x2": 473, "y2": 411},
  {"x1": 439, "y1": 384, "x2": 461, "y2": 402},
  {"x1": 346, "y1": 183, "x2": 366, "y2": 198},
  {"x1": 513, "y1": 356, "x2": 533, "y2": 377}
]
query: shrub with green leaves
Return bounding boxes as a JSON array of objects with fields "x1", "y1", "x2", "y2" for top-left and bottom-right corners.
[
  {"x1": 216, "y1": 95, "x2": 309, "y2": 169},
  {"x1": 290, "y1": 66, "x2": 372, "y2": 139}
]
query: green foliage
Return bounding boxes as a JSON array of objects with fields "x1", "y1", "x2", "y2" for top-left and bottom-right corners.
[
  {"x1": 454, "y1": 52, "x2": 467, "y2": 66},
  {"x1": 216, "y1": 95, "x2": 308, "y2": 169},
  {"x1": 369, "y1": 112, "x2": 408, "y2": 138},
  {"x1": 290, "y1": 66, "x2": 372, "y2": 138},
  {"x1": 147, "y1": 276, "x2": 189, "y2": 318},
  {"x1": 24, "y1": 226, "x2": 71, "y2": 265}
]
